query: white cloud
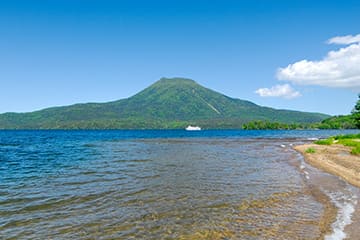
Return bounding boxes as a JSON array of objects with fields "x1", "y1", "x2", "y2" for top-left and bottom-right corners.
[
  {"x1": 327, "y1": 34, "x2": 360, "y2": 45},
  {"x1": 277, "y1": 34, "x2": 360, "y2": 89},
  {"x1": 255, "y1": 84, "x2": 301, "y2": 99}
]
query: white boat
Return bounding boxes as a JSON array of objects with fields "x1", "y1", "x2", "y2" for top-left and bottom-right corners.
[{"x1": 185, "y1": 125, "x2": 201, "y2": 131}]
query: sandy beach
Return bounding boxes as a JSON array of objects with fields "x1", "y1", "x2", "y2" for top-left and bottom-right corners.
[
  {"x1": 294, "y1": 144, "x2": 360, "y2": 188},
  {"x1": 294, "y1": 143, "x2": 360, "y2": 239}
]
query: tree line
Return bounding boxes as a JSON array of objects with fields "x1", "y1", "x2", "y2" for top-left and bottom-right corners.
[{"x1": 243, "y1": 95, "x2": 360, "y2": 130}]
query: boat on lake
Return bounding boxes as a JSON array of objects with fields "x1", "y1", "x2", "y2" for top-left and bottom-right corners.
[{"x1": 185, "y1": 125, "x2": 201, "y2": 131}]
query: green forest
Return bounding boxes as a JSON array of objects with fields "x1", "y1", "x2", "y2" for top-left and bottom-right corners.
[{"x1": 243, "y1": 95, "x2": 360, "y2": 130}]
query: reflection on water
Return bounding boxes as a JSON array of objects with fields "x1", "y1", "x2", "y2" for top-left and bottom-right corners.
[{"x1": 0, "y1": 130, "x2": 358, "y2": 239}]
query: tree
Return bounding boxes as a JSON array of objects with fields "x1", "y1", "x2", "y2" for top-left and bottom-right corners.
[{"x1": 352, "y1": 94, "x2": 360, "y2": 129}]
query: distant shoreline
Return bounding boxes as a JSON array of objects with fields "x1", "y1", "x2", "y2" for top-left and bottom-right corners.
[{"x1": 0, "y1": 128, "x2": 359, "y2": 131}]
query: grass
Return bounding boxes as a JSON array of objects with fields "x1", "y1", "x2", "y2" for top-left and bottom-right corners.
[
  {"x1": 351, "y1": 147, "x2": 360, "y2": 155},
  {"x1": 305, "y1": 147, "x2": 316, "y2": 153},
  {"x1": 314, "y1": 138, "x2": 334, "y2": 145},
  {"x1": 338, "y1": 139, "x2": 358, "y2": 147},
  {"x1": 334, "y1": 133, "x2": 360, "y2": 140},
  {"x1": 338, "y1": 139, "x2": 360, "y2": 155},
  {"x1": 314, "y1": 133, "x2": 360, "y2": 155}
]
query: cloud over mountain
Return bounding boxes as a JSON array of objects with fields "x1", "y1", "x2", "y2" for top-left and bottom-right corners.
[
  {"x1": 277, "y1": 34, "x2": 360, "y2": 90},
  {"x1": 255, "y1": 84, "x2": 301, "y2": 99}
]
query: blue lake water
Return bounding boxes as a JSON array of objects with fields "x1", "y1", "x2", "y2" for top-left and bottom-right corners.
[{"x1": 0, "y1": 130, "x2": 359, "y2": 239}]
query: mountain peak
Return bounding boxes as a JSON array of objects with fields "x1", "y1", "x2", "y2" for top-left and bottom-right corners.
[
  {"x1": 155, "y1": 77, "x2": 198, "y2": 86},
  {"x1": 0, "y1": 77, "x2": 330, "y2": 129}
]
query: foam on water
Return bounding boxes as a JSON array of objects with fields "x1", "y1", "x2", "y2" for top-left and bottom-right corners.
[
  {"x1": 324, "y1": 188, "x2": 358, "y2": 240},
  {"x1": 293, "y1": 144, "x2": 359, "y2": 240},
  {"x1": 303, "y1": 170, "x2": 310, "y2": 179},
  {"x1": 307, "y1": 137, "x2": 319, "y2": 141}
]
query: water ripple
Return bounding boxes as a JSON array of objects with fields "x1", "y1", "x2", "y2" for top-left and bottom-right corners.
[{"x1": 1, "y1": 130, "x2": 359, "y2": 239}]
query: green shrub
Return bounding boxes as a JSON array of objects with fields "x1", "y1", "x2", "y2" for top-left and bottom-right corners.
[
  {"x1": 338, "y1": 139, "x2": 359, "y2": 147},
  {"x1": 334, "y1": 133, "x2": 360, "y2": 140},
  {"x1": 305, "y1": 147, "x2": 316, "y2": 153},
  {"x1": 315, "y1": 138, "x2": 333, "y2": 145},
  {"x1": 351, "y1": 146, "x2": 360, "y2": 155},
  {"x1": 335, "y1": 137, "x2": 360, "y2": 155}
]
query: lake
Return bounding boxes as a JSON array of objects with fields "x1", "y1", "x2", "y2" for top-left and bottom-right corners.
[{"x1": 0, "y1": 130, "x2": 359, "y2": 239}]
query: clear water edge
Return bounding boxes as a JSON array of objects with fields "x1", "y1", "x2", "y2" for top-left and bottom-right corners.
[{"x1": 0, "y1": 130, "x2": 359, "y2": 239}]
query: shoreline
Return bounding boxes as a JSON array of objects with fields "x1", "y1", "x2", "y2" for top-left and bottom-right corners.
[
  {"x1": 294, "y1": 144, "x2": 360, "y2": 189},
  {"x1": 294, "y1": 143, "x2": 360, "y2": 239}
]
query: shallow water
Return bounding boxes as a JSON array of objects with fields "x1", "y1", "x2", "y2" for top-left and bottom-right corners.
[{"x1": 0, "y1": 130, "x2": 359, "y2": 239}]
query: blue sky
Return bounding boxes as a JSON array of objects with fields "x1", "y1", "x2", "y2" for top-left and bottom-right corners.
[{"x1": 1, "y1": 0, "x2": 359, "y2": 115}]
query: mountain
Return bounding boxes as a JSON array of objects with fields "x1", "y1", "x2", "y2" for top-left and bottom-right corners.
[{"x1": 0, "y1": 77, "x2": 329, "y2": 129}]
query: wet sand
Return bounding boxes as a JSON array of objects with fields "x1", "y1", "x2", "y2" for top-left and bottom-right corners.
[
  {"x1": 294, "y1": 144, "x2": 360, "y2": 188},
  {"x1": 294, "y1": 143, "x2": 360, "y2": 239}
]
